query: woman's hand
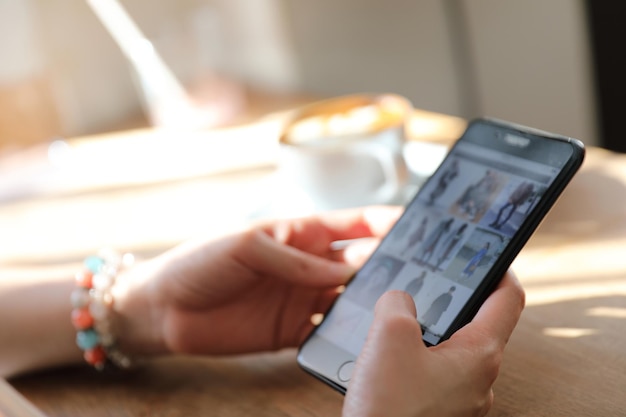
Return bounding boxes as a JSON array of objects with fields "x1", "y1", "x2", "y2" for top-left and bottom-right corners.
[
  {"x1": 113, "y1": 206, "x2": 402, "y2": 356},
  {"x1": 343, "y1": 271, "x2": 525, "y2": 417}
]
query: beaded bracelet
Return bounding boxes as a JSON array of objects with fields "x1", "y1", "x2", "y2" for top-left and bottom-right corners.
[{"x1": 70, "y1": 249, "x2": 135, "y2": 371}]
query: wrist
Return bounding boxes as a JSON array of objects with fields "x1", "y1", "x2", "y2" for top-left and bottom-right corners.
[{"x1": 111, "y1": 258, "x2": 168, "y2": 357}]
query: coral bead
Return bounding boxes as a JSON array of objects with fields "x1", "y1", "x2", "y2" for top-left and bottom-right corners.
[
  {"x1": 71, "y1": 308, "x2": 94, "y2": 330},
  {"x1": 75, "y1": 270, "x2": 93, "y2": 288},
  {"x1": 84, "y1": 346, "x2": 106, "y2": 367}
]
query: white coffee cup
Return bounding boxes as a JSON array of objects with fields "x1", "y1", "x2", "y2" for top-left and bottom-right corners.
[{"x1": 276, "y1": 94, "x2": 411, "y2": 213}]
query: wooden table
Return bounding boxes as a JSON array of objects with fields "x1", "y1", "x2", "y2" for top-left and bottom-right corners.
[{"x1": 2, "y1": 110, "x2": 626, "y2": 416}]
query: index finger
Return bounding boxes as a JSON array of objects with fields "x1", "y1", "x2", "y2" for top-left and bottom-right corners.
[{"x1": 452, "y1": 271, "x2": 526, "y2": 349}]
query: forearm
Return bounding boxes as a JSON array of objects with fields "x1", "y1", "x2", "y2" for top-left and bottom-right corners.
[{"x1": 0, "y1": 265, "x2": 82, "y2": 378}]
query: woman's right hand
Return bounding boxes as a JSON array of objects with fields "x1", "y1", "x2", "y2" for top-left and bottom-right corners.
[{"x1": 343, "y1": 271, "x2": 525, "y2": 417}]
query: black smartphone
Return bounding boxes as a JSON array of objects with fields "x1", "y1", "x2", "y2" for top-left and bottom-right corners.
[{"x1": 297, "y1": 118, "x2": 585, "y2": 393}]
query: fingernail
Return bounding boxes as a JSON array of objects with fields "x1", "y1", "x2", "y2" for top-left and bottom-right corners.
[{"x1": 332, "y1": 262, "x2": 357, "y2": 280}]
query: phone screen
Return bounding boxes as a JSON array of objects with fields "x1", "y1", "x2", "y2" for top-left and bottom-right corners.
[{"x1": 298, "y1": 119, "x2": 584, "y2": 391}]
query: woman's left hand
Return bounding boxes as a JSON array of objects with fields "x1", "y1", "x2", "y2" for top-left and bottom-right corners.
[{"x1": 113, "y1": 206, "x2": 401, "y2": 356}]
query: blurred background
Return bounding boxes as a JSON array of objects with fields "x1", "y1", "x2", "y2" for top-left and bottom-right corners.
[{"x1": 0, "y1": 0, "x2": 616, "y2": 152}]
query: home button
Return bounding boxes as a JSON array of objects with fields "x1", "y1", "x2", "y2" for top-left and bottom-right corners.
[{"x1": 337, "y1": 361, "x2": 355, "y2": 382}]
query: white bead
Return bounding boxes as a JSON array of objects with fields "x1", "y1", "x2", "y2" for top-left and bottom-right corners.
[
  {"x1": 99, "y1": 332, "x2": 115, "y2": 347},
  {"x1": 92, "y1": 273, "x2": 113, "y2": 290},
  {"x1": 93, "y1": 319, "x2": 111, "y2": 334},
  {"x1": 122, "y1": 253, "x2": 135, "y2": 268},
  {"x1": 89, "y1": 301, "x2": 108, "y2": 320}
]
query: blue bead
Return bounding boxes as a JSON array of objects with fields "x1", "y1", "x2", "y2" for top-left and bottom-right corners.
[
  {"x1": 84, "y1": 256, "x2": 105, "y2": 273},
  {"x1": 76, "y1": 329, "x2": 100, "y2": 350}
]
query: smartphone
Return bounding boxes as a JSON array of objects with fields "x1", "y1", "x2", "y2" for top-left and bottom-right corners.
[{"x1": 297, "y1": 118, "x2": 585, "y2": 393}]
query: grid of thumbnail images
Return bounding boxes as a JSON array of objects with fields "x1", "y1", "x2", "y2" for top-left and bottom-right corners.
[{"x1": 343, "y1": 147, "x2": 549, "y2": 340}]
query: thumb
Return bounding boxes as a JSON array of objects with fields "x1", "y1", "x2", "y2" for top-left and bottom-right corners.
[
  {"x1": 374, "y1": 290, "x2": 418, "y2": 320},
  {"x1": 347, "y1": 291, "x2": 425, "y2": 414},
  {"x1": 364, "y1": 291, "x2": 426, "y2": 356}
]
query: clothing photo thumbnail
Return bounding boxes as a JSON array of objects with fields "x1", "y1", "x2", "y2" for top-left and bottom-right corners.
[
  {"x1": 343, "y1": 254, "x2": 405, "y2": 309},
  {"x1": 442, "y1": 228, "x2": 509, "y2": 290}
]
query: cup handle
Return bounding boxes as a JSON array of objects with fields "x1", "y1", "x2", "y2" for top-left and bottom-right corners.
[{"x1": 355, "y1": 143, "x2": 407, "y2": 204}]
